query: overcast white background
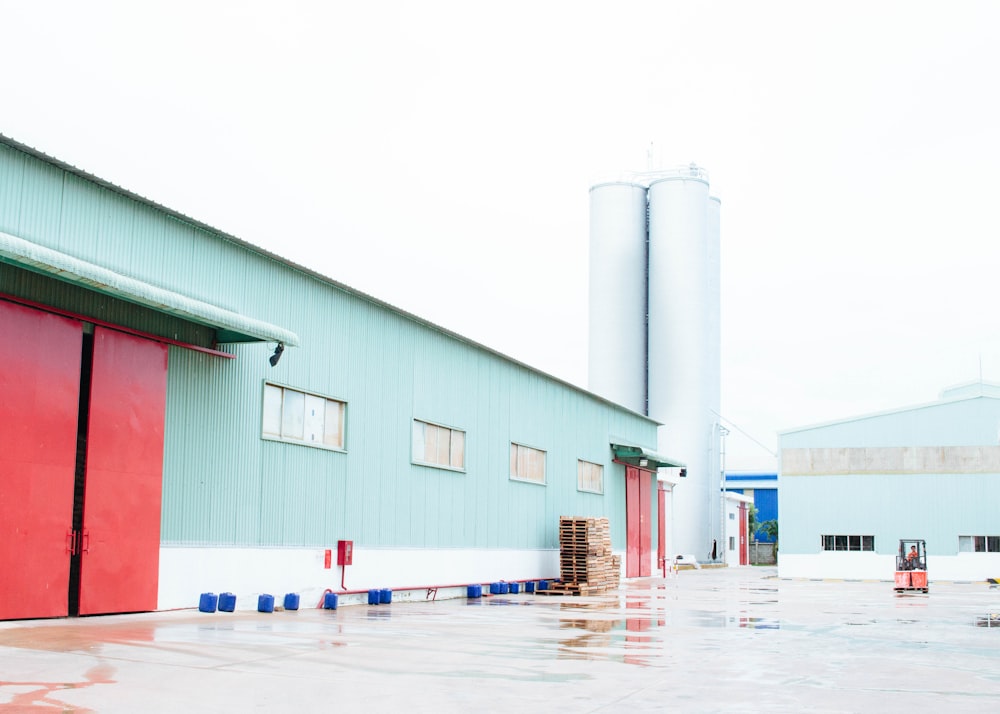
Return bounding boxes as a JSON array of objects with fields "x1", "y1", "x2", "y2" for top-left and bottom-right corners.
[{"x1": 3, "y1": 1, "x2": 999, "y2": 471}]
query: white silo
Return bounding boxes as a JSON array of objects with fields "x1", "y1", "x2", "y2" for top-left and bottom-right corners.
[
  {"x1": 706, "y1": 194, "x2": 723, "y2": 559},
  {"x1": 587, "y1": 181, "x2": 648, "y2": 414},
  {"x1": 706, "y1": 195, "x2": 721, "y2": 424},
  {"x1": 646, "y1": 168, "x2": 718, "y2": 559}
]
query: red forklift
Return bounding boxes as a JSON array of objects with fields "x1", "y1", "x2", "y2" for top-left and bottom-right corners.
[{"x1": 894, "y1": 539, "x2": 928, "y2": 593}]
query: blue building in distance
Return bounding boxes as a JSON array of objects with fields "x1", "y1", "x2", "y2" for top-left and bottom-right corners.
[{"x1": 724, "y1": 472, "x2": 777, "y2": 542}]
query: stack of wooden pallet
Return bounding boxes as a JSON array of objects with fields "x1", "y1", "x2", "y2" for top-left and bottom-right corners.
[{"x1": 538, "y1": 516, "x2": 620, "y2": 596}]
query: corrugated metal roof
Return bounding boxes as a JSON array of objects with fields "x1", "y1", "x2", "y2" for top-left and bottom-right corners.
[{"x1": 778, "y1": 392, "x2": 1000, "y2": 436}]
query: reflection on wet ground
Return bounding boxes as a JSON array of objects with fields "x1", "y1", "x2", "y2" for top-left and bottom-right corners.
[{"x1": 2, "y1": 568, "x2": 1000, "y2": 712}]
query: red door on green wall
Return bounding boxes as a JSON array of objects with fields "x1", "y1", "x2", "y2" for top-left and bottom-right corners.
[
  {"x1": 0, "y1": 302, "x2": 82, "y2": 620},
  {"x1": 625, "y1": 465, "x2": 653, "y2": 578},
  {"x1": 657, "y1": 483, "x2": 667, "y2": 574},
  {"x1": 78, "y1": 327, "x2": 167, "y2": 615},
  {"x1": 739, "y1": 503, "x2": 748, "y2": 566}
]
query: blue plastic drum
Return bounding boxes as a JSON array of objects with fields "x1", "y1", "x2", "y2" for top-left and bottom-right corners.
[{"x1": 199, "y1": 592, "x2": 218, "y2": 613}]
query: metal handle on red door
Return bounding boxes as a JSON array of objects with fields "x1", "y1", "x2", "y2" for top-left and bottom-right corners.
[
  {"x1": 66, "y1": 530, "x2": 77, "y2": 555},
  {"x1": 81, "y1": 530, "x2": 90, "y2": 554}
]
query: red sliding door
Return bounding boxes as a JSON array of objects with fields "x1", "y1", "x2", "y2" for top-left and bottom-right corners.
[
  {"x1": 78, "y1": 327, "x2": 167, "y2": 615},
  {"x1": 0, "y1": 302, "x2": 82, "y2": 619},
  {"x1": 625, "y1": 465, "x2": 653, "y2": 578}
]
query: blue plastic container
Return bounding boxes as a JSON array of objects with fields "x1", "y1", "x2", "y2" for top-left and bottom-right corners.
[
  {"x1": 489, "y1": 582, "x2": 501, "y2": 595},
  {"x1": 499, "y1": 582, "x2": 509, "y2": 594},
  {"x1": 368, "y1": 589, "x2": 380, "y2": 605},
  {"x1": 509, "y1": 582, "x2": 520, "y2": 594},
  {"x1": 379, "y1": 588, "x2": 392, "y2": 604},
  {"x1": 323, "y1": 592, "x2": 339, "y2": 610},
  {"x1": 467, "y1": 584, "x2": 482, "y2": 598},
  {"x1": 218, "y1": 592, "x2": 237, "y2": 612},
  {"x1": 525, "y1": 581, "x2": 535, "y2": 593},
  {"x1": 283, "y1": 593, "x2": 300, "y2": 611},
  {"x1": 199, "y1": 592, "x2": 218, "y2": 613},
  {"x1": 538, "y1": 580, "x2": 549, "y2": 591},
  {"x1": 258, "y1": 594, "x2": 275, "y2": 613}
]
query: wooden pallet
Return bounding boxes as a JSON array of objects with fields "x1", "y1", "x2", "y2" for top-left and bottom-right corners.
[{"x1": 551, "y1": 516, "x2": 619, "y2": 593}]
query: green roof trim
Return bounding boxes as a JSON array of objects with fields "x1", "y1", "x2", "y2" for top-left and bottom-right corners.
[
  {"x1": 0, "y1": 230, "x2": 299, "y2": 347},
  {"x1": 611, "y1": 443, "x2": 686, "y2": 470}
]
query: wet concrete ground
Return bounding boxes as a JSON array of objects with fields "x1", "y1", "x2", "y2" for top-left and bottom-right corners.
[{"x1": 2, "y1": 567, "x2": 1000, "y2": 713}]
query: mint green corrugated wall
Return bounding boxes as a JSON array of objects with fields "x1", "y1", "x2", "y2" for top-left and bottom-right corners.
[
  {"x1": 0, "y1": 141, "x2": 287, "y2": 321},
  {"x1": 0, "y1": 139, "x2": 659, "y2": 553},
  {"x1": 161, "y1": 289, "x2": 657, "y2": 550}
]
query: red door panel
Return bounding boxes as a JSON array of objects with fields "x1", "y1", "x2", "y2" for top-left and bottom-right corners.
[
  {"x1": 739, "y1": 504, "x2": 748, "y2": 566},
  {"x1": 639, "y1": 471, "x2": 651, "y2": 577},
  {"x1": 625, "y1": 465, "x2": 655, "y2": 578},
  {"x1": 0, "y1": 301, "x2": 82, "y2": 619},
  {"x1": 78, "y1": 328, "x2": 167, "y2": 615},
  {"x1": 625, "y1": 466, "x2": 640, "y2": 577},
  {"x1": 657, "y1": 485, "x2": 667, "y2": 573}
]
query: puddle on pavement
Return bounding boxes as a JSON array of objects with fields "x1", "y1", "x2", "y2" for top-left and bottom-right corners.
[
  {"x1": 485, "y1": 598, "x2": 534, "y2": 606},
  {"x1": 975, "y1": 614, "x2": 1000, "y2": 628},
  {"x1": 0, "y1": 622, "x2": 157, "y2": 653},
  {"x1": 0, "y1": 663, "x2": 115, "y2": 713}
]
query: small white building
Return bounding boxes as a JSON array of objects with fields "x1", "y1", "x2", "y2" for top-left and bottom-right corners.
[
  {"x1": 724, "y1": 492, "x2": 753, "y2": 566},
  {"x1": 778, "y1": 382, "x2": 1000, "y2": 582}
]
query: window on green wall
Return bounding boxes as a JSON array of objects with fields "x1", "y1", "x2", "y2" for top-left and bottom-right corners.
[
  {"x1": 577, "y1": 459, "x2": 603, "y2": 494},
  {"x1": 959, "y1": 535, "x2": 1000, "y2": 552},
  {"x1": 412, "y1": 419, "x2": 465, "y2": 470},
  {"x1": 821, "y1": 535, "x2": 874, "y2": 551},
  {"x1": 262, "y1": 382, "x2": 345, "y2": 450},
  {"x1": 510, "y1": 443, "x2": 545, "y2": 485}
]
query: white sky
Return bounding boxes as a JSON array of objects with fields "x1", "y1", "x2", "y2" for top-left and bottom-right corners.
[{"x1": 3, "y1": 1, "x2": 999, "y2": 471}]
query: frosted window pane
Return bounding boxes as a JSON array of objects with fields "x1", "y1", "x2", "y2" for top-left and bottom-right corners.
[
  {"x1": 450, "y1": 430, "x2": 465, "y2": 468},
  {"x1": 434, "y1": 425, "x2": 450, "y2": 465},
  {"x1": 518, "y1": 446, "x2": 530, "y2": 479},
  {"x1": 262, "y1": 384, "x2": 282, "y2": 436},
  {"x1": 412, "y1": 421, "x2": 425, "y2": 460},
  {"x1": 281, "y1": 389, "x2": 305, "y2": 440},
  {"x1": 577, "y1": 460, "x2": 602, "y2": 492},
  {"x1": 533, "y1": 449, "x2": 545, "y2": 482},
  {"x1": 425, "y1": 423, "x2": 439, "y2": 463},
  {"x1": 304, "y1": 394, "x2": 325, "y2": 444},
  {"x1": 324, "y1": 401, "x2": 344, "y2": 448}
]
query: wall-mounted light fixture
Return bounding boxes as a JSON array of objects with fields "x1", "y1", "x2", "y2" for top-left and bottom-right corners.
[
  {"x1": 269, "y1": 342, "x2": 284, "y2": 367},
  {"x1": 639, "y1": 458, "x2": 649, "y2": 468}
]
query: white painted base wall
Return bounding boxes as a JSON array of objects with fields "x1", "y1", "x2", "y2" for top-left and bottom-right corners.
[
  {"x1": 158, "y1": 546, "x2": 566, "y2": 611},
  {"x1": 779, "y1": 552, "x2": 1000, "y2": 582}
]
